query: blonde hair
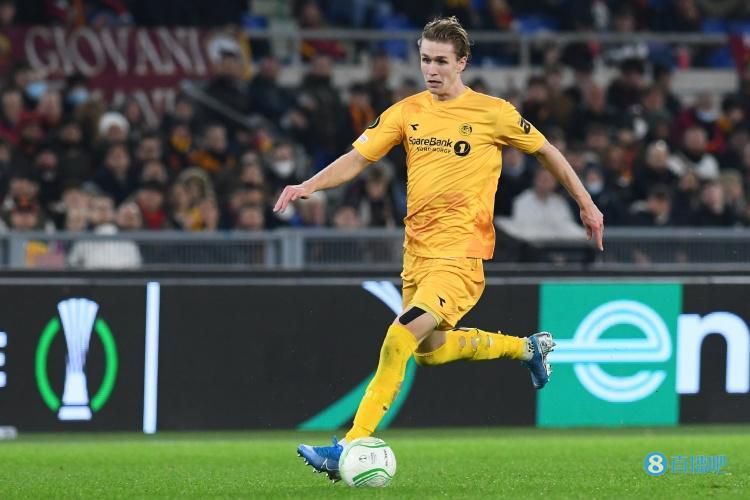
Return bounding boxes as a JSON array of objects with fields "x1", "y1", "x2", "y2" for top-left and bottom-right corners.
[{"x1": 419, "y1": 16, "x2": 471, "y2": 60}]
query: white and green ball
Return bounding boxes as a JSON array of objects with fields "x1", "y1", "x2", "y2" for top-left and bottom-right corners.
[{"x1": 339, "y1": 437, "x2": 397, "y2": 487}]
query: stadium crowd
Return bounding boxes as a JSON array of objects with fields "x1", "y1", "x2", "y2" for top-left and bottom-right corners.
[{"x1": 1, "y1": 0, "x2": 750, "y2": 238}]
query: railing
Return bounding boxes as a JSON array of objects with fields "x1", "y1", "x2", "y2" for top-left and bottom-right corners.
[
  {"x1": 1, "y1": 227, "x2": 748, "y2": 271},
  {"x1": 247, "y1": 28, "x2": 733, "y2": 69}
]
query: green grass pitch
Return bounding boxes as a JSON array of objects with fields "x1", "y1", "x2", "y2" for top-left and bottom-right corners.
[{"x1": 1, "y1": 426, "x2": 747, "y2": 498}]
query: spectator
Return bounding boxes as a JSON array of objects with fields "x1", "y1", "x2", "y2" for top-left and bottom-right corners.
[
  {"x1": 521, "y1": 76, "x2": 555, "y2": 132},
  {"x1": 650, "y1": 65, "x2": 682, "y2": 116},
  {"x1": 569, "y1": 83, "x2": 618, "y2": 143},
  {"x1": 583, "y1": 166, "x2": 627, "y2": 226},
  {"x1": 720, "y1": 170, "x2": 746, "y2": 220},
  {"x1": 140, "y1": 160, "x2": 169, "y2": 186},
  {"x1": 55, "y1": 119, "x2": 92, "y2": 182},
  {"x1": 97, "y1": 111, "x2": 130, "y2": 144},
  {"x1": 135, "y1": 132, "x2": 163, "y2": 167},
  {"x1": 632, "y1": 141, "x2": 679, "y2": 201},
  {"x1": 503, "y1": 168, "x2": 586, "y2": 240},
  {"x1": 672, "y1": 169, "x2": 702, "y2": 224},
  {"x1": 639, "y1": 86, "x2": 673, "y2": 141},
  {"x1": 297, "y1": 54, "x2": 347, "y2": 171},
  {"x1": 668, "y1": 126, "x2": 720, "y2": 180},
  {"x1": 4, "y1": 195, "x2": 49, "y2": 231},
  {"x1": 296, "y1": 0, "x2": 346, "y2": 61},
  {"x1": 32, "y1": 146, "x2": 62, "y2": 207},
  {"x1": 88, "y1": 192, "x2": 116, "y2": 229},
  {"x1": 332, "y1": 204, "x2": 362, "y2": 229},
  {"x1": 713, "y1": 96, "x2": 746, "y2": 157},
  {"x1": 36, "y1": 90, "x2": 64, "y2": 134},
  {"x1": 121, "y1": 97, "x2": 148, "y2": 140},
  {"x1": 297, "y1": 191, "x2": 328, "y2": 227},
  {"x1": 64, "y1": 206, "x2": 87, "y2": 232},
  {"x1": 234, "y1": 204, "x2": 265, "y2": 231},
  {"x1": 265, "y1": 140, "x2": 306, "y2": 196},
  {"x1": 248, "y1": 56, "x2": 294, "y2": 122},
  {"x1": 495, "y1": 147, "x2": 535, "y2": 217},
  {"x1": 603, "y1": 6, "x2": 648, "y2": 66},
  {"x1": 364, "y1": 52, "x2": 394, "y2": 114},
  {"x1": 164, "y1": 122, "x2": 193, "y2": 173},
  {"x1": 68, "y1": 222, "x2": 142, "y2": 269},
  {"x1": 188, "y1": 123, "x2": 236, "y2": 176},
  {"x1": 116, "y1": 201, "x2": 143, "y2": 231},
  {"x1": 693, "y1": 180, "x2": 738, "y2": 226},
  {"x1": 195, "y1": 197, "x2": 219, "y2": 232},
  {"x1": 347, "y1": 83, "x2": 376, "y2": 135},
  {"x1": 0, "y1": 87, "x2": 23, "y2": 144},
  {"x1": 629, "y1": 185, "x2": 673, "y2": 226},
  {"x1": 95, "y1": 143, "x2": 138, "y2": 204},
  {"x1": 607, "y1": 58, "x2": 647, "y2": 114},
  {"x1": 135, "y1": 182, "x2": 169, "y2": 230},
  {"x1": 343, "y1": 163, "x2": 399, "y2": 227},
  {"x1": 672, "y1": 92, "x2": 719, "y2": 149},
  {"x1": 202, "y1": 46, "x2": 250, "y2": 133}
]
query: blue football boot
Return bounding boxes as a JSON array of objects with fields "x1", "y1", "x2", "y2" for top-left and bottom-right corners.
[
  {"x1": 297, "y1": 436, "x2": 343, "y2": 482},
  {"x1": 522, "y1": 332, "x2": 555, "y2": 389}
]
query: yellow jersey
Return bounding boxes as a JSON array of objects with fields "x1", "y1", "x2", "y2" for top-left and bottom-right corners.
[{"x1": 352, "y1": 87, "x2": 546, "y2": 259}]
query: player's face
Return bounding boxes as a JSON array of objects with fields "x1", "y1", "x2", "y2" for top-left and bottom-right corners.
[{"x1": 419, "y1": 39, "x2": 467, "y2": 97}]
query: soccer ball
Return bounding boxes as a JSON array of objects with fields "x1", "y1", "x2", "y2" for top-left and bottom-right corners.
[{"x1": 339, "y1": 437, "x2": 397, "y2": 487}]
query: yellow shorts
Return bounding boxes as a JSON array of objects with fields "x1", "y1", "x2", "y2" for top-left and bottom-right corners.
[{"x1": 401, "y1": 251, "x2": 485, "y2": 330}]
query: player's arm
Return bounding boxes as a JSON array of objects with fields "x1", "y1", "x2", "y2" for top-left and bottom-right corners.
[
  {"x1": 273, "y1": 148, "x2": 370, "y2": 213},
  {"x1": 533, "y1": 140, "x2": 604, "y2": 250}
]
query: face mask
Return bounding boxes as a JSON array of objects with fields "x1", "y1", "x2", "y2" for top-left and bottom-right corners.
[
  {"x1": 586, "y1": 180, "x2": 604, "y2": 196},
  {"x1": 272, "y1": 160, "x2": 295, "y2": 177},
  {"x1": 67, "y1": 89, "x2": 90, "y2": 106},
  {"x1": 25, "y1": 81, "x2": 47, "y2": 101},
  {"x1": 696, "y1": 110, "x2": 717, "y2": 123}
]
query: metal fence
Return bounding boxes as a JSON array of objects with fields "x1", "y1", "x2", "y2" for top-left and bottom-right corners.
[
  {"x1": 248, "y1": 28, "x2": 732, "y2": 70},
  {"x1": 1, "y1": 227, "x2": 748, "y2": 271}
]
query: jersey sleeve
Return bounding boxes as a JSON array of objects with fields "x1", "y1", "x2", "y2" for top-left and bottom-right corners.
[
  {"x1": 352, "y1": 103, "x2": 404, "y2": 162},
  {"x1": 494, "y1": 101, "x2": 546, "y2": 154}
]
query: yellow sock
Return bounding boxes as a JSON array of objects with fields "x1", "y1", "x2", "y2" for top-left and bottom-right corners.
[
  {"x1": 414, "y1": 328, "x2": 528, "y2": 366},
  {"x1": 345, "y1": 323, "x2": 418, "y2": 441}
]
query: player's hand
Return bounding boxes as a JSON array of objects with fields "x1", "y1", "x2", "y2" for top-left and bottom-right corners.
[
  {"x1": 273, "y1": 183, "x2": 313, "y2": 213},
  {"x1": 580, "y1": 202, "x2": 604, "y2": 251}
]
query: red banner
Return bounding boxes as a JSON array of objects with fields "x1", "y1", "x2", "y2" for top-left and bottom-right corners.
[{"x1": 0, "y1": 26, "x2": 247, "y2": 118}]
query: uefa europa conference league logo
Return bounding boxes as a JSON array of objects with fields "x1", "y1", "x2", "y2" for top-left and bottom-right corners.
[
  {"x1": 539, "y1": 284, "x2": 750, "y2": 426},
  {"x1": 35, "y1": 299, "x2": 118, "y2": 421}
]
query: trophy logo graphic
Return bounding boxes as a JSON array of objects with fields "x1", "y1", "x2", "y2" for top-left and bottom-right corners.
[
  {"x1": 58, "y1": 299, "x2": 98, "y2": 420},
  {"x1": 36, "y1": 298, "x2": 119, "y2": 421}
]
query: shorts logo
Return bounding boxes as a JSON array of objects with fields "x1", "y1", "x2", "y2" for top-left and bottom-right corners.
[
  {"x1": 454, "y1": 141, "x2": 471, "y2": 157},
  {"x1": 459, "y1": 123, "x2": 472, "y2": 136},
  {"x1": 438, "y1": 296, "x2": 446, "y2": 307}
]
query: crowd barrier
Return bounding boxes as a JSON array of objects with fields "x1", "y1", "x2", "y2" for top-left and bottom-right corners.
[{"x1": 0, "y1": 274, "x2": 747, "y2": 432}]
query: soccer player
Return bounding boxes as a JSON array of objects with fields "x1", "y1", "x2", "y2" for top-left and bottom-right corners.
[{"x1": 274, "y1": 16, "x2": 604, "y2": 481}]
